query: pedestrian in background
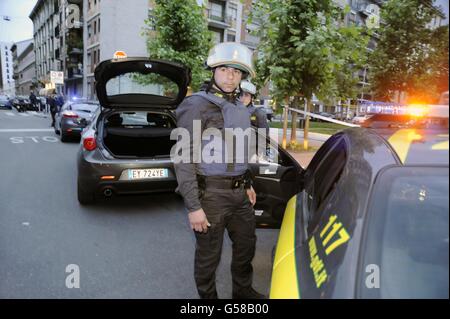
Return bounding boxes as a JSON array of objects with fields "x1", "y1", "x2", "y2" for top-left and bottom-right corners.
[{"x1": 48, "y1": 94, "x2": 57, "y2": 127}]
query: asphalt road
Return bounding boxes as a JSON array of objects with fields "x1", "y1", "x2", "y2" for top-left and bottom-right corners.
[{"x1": 0, "y1": 109, "x2": 279, "y2": 299}]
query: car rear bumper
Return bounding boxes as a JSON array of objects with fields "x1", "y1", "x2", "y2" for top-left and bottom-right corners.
[
  {"x1": 77, "y1": 148, "x2": 177, "y2": 196},
  {"x1": 61, "y1": 120, "x2": 89, "y2": 136}
]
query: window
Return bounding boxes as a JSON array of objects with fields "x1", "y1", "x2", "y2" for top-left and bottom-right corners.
[
  {"x1": 229, "y1": 4, "x2": 238, "y2": 20},
  {"x1": 98, "y1": 18, "x2": 100, "y2": 33},
  {"x1": 227, "y1": 34, "x2": 236, "y2": 42},
  {"x1": 360, "y1": 167, "x2": 449, "y2": 298},
  {"x1": 111, "y1": 112, "x2": 175, "y2": 128},
  {"x1": 94, "y1": 20, "x2": 97, "y2": 34},
  {"x1": 210, "y1": 1, "x2": 224, "y2": 20},
  {"x1": 88, "y1": 24, "x2": 92, "y2": 38},
  {"x1": 303, "y1": 134, "x2": 347, "y2": 232},
  {"x1": 209, "y1": 27, "x2": 223, "y2": 44}
]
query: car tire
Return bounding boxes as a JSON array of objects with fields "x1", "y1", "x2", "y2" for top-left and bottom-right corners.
[{"x1": 77, "y1": 180, "x2": 95, "y2": 205}]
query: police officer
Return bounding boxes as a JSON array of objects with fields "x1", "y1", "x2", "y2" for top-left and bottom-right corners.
[
  {"x1": 174, "y1": 42, "x2": 265, "y2": 299},
  {"x1": 240, "y1": 80, "x2": 269, "y2": 136}
]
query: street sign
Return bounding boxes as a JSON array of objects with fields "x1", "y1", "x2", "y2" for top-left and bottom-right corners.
[{"x1": 50, "y1": 71, "x2": 64, "y2": 84}]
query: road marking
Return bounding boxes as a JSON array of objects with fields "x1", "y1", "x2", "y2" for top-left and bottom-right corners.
[
  {"x1": 18, "y1": 113, "x2": 30, "y2": 117},
  {"x1": 5, "y1": 112, "x2": 14, "y2": 116},
  {"x1": 0, "y1": 129, "x2": 54, "y2": 132},
  {"x1": 10, "y1": 136, "x2": 59, "y2": 143}
]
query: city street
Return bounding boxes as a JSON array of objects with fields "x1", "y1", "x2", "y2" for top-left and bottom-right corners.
[{"x1": 0, "y1": 109, "x2": 279, "y2": 298}]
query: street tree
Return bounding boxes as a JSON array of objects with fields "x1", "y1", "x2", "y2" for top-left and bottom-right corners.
[
  {"x1": 141, "y1": 0, "x2": 213, "y2": 91},
  {"x1": 369, "y1": 0, "x2": 443, "y2": 103},
  {"x1": 251, "y1": 0, "x2": 367, "y2": 150}
]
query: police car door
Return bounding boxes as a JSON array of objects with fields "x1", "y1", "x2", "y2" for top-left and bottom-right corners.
[{"x1": 248, "y1": 133, "x2": 303, "y2": 228}]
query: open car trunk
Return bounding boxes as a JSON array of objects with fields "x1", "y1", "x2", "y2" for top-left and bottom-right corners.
[{"x1": 101, "y1": 111, "x2": 176, "y2": 158}]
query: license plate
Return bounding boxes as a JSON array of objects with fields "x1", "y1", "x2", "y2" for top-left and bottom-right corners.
[{"x1": 128, "y1": 168, "x2": 168, "y2": 180}]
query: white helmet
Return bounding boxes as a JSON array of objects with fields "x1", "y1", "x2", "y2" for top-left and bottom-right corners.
[
  {"x1": 240, "y1": 80, "x2": 257, "y2": 95},
  {"x1": 206, "y1": 42, "x2": 256, "y2": 78}
]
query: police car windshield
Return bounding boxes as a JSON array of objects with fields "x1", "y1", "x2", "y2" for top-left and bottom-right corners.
[{"x1": 361, "y1": 166, "x2": 449, "y2": 299}]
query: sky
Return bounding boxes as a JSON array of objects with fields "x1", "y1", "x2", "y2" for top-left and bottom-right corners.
[
  {"x1": 0, "y1": 0, "x2": 37, "y2": 44},
  {"x1": 0, "y1": 0, "x2": 448, "y2": 44}
]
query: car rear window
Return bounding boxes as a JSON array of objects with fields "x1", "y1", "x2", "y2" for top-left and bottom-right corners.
[
  {"x1": 360, "y1": 166, "x2": 449, "y2": 298},
  {"x1": 71, "y1": 103, "x2": 99, "y2": 112},
  {"x1": 106, "y1": 72, "x2": 179, "y2": 99}
]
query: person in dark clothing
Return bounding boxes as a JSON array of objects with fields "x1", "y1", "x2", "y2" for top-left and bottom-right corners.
[
  {"x1": 48, "y1": 95, "x2": 57, "y2": 127},
  {"x1": 239, "y1": 80, "x2": 269, "y2": 135},
  {"x1": 29, "y1": 92, "x2": 38, "y2": 111},
  {"x1": 55, "y1": 94, "x2": 64, "y2": 109},
  {"x1": 173, "y1": 42, "x2": 266, "y2": 299}
]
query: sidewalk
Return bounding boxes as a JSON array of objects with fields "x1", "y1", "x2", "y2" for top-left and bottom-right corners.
[{"x1": 286, "y1": 150, "x2": 317, "y2": 168}]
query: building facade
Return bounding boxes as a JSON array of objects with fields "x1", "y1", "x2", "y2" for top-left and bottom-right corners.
[
  {"x1": 10, "y1": 39, "x2": 36, "y2": 96},
  {"x1": 83, "y1": 0, "x2": 149, "y2": 100},
  {"x1": 0, "y1": 42, "x2": 15, "y2": 96},
  {"x1": 29, "y1": 0, "x2": 84, "y2": 98}
]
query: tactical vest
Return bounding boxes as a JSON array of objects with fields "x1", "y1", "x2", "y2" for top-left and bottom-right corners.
[
  {"x1": 246, "y1": 104, "x2": 259, "y2": 126},
  {"x1": 192, "y1": 91, "x2": 251, "y2": 177}
]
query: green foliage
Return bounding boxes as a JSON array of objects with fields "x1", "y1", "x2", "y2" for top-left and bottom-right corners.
[
  {"x1": 142, "y1": 0, "x2": 213, "y2": 91},
  {"x1": 369, "y1": 0, "x2": 447, "y2": 102},
  {"x1": 251, "y1": 0, "x2": 368, "y2": 105}
]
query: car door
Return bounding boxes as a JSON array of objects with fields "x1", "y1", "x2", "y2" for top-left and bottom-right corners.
[
  {"x1": 293, "y1": 134, "x2": 353, "y2": 298},
  {"x1": 249, "y1": 133, "x2": 304, "y2": 228}
]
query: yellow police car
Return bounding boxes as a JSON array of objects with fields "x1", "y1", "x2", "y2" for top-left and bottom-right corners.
[{"x1": 270, "y1": 105, "x2": 449, "y2": 299}]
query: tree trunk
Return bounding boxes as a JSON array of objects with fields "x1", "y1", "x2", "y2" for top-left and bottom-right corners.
[
  {"x1": 282, "y1": 97, "x2": 289, "y2": 149},
  {"x1": 290, "y1": 96, "x2": 299, "y2": 147},
  {"x1": 303, "y1": 98, "x2": 312, "y2": 150}
]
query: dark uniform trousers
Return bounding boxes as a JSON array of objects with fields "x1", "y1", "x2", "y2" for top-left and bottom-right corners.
[{"x1": 194, "y1": 184, "x2": 256, "y2": 299}]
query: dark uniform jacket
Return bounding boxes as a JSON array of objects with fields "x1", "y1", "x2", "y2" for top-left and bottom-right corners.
[{"x1": 174, "y1": 87, "x2": 244, "y2": 212}]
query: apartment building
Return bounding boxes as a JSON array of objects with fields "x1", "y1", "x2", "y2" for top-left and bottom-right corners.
[
  {"x1": 29, "y1": 0, "x2": 84, "y2": 98},
  {"x1": 0, "y1": 42, "x2": 15, "y2": 96},
  {"x1": 83, "y1": 0, "x2": 149, "y2": 100},
  {"x1": 10, "y1": 39, "x2": 36, "y2": 96}
]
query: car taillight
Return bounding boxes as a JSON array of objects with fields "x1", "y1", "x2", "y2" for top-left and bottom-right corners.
[
  {"x1": 63, "y1": 111, "x2": 78, "y2": 118},
  {"x1": 83, "y1": 137, "x2": 97, "y2": 151}
]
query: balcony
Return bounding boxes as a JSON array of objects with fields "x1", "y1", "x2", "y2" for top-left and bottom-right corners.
[{"x1": 206, "y1": 8, "x2": 230, "y2": 29}]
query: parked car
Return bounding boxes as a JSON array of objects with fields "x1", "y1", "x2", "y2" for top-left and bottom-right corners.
[
  {"x1": 77, "y1": 57, "x2": 303, "y2": 212},
  {"x1": 270, "y1": 125, "x2": 449, "y2": 299},
  {"x1": 54, "y1": 100, "x2": 100, "y2": 142},
  {"x1": 0, "y1": 95, "x2": 12, "y2": 110},
  {"x1": 352, "y1": 114, "x2": 373, "y2": 124},
  {"x1": 10, "y1": 96, "x2": 32, "y2": 112}
]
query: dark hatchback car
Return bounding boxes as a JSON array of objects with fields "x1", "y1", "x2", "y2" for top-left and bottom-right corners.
[
  {"x1": 54, "y1": 100, "x2": 100, "y2": 142},
  {"x1": 77, "y1": 57, "x2": 303, "y2": 219},
  {"x1": 270, "y1": 125, "x2": 449, "y2": 299},
  {"x1": 11, "y1": 96, "x2": 33, "y2": 112}
]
